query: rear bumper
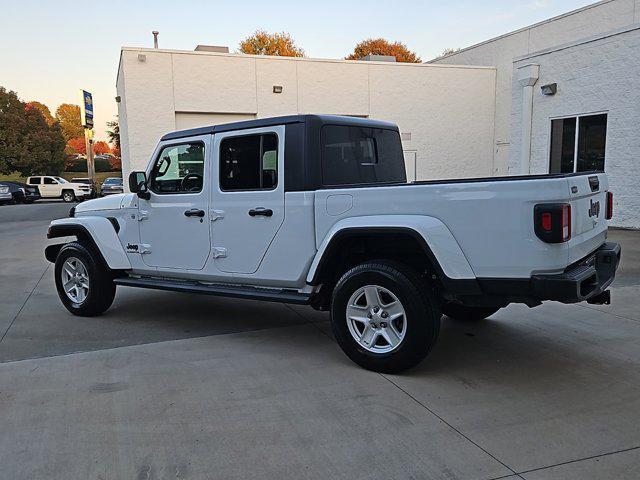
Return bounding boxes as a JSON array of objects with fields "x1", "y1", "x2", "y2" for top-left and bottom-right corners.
[
  {"x1": 531, "y1": 242, "x2": 621, "y2": 303},
  {"x1": 101, "y1": 189, "x2": 124, "y2": 196}
]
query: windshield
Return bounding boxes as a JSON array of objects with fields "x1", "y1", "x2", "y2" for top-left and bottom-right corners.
[
  {"x1": 55, "y1": 177, "x2": 68, "y2": 184},
  {"x1": 104, "y1": 178, "x2": 122, "y2": 185}
]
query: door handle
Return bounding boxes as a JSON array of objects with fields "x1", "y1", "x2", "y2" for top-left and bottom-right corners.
[
  {"x1": 248, "y1": 208, "x2": 273, "y2": 217},
  {"x1": 184, "y1": 208, "x2": 205, "y2": 218}
]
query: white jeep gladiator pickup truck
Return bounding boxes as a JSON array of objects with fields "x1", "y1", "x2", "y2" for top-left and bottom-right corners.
[{"x1": 45, "y1": 115, "x2": 621, "y2": 372}]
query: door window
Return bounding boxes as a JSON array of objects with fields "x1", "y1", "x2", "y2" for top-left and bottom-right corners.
[
  {"x1": 149, "y1": 143, "x2": 205, "y2": 194},
  {"x1": 219, "y1": 133, "x2": 278, "y2": 191},
  {"x1": 28, "y1": 177, "x2": 41, "y2": 185},
  {"x1": 549, "y1": 114, "x2": 607, "y2": 173},
  {"x1": 43, "y1": 177, "x2": 57, "y2": 185}
]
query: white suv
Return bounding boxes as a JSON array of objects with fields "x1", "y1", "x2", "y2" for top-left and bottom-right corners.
[{"x1": 27, "y1": 176, "x2": 92, "y2": 202}]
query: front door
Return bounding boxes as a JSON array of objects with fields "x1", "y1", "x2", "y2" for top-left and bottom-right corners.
[
  {"x1": 211, "y1": 126, "x2": 285, "y2": 274},
  {"x1": 138, "y1": 137, "x2": 210, "y2": 270},
  {"x1": 41, "y1": 177, "x2": 59, "y2": 197}
]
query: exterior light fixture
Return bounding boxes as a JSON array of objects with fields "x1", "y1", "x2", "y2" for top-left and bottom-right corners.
[
  {"x1": 273, "y1": 85, "x2": 283, "y2": 94},
  {"x1": 137, "y1": 53, "x2": 146, "y2": 62},
  {"x1": 541, "y1": 83, "x2": 557, "y2": 95}
]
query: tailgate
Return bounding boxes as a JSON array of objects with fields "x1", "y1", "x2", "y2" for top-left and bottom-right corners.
[{"x1": 567, "y1": 173, "x2": 608, "y2": 264}]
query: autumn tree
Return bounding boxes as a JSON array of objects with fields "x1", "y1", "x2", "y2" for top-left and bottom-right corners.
[
  {"x1": 26, "y1": 101, "x2": 55, "y2": 125},
  {"x1": 55, "y1": 103, "x2": 83, "y2": 141},
  {"x1": 93, "y1": 141, "x2": 111, "y2": 155},
  {"x1": 67, "y1": 136, "x2": 86, "y2": 155},
  {"x1": 346, "y1": 38, "x2": 421, "y2": 63},
  {"x1": 239, "y1": 30, "x2": 304, "y2": 57},
  {"x1": 0, "y1": 87, "x2": 66, "y2": 176}
]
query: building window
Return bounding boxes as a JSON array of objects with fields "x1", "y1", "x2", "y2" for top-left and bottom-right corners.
[
  {"x1": 220, "y1": 133, "x2": 278, "y2": 191},
  {"x1": 549, "y1": 114, "x2": 607, "y2": 173}
]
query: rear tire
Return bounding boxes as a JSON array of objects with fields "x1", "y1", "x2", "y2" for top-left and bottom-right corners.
[
  {"x1": 442, "y1": 303, "x2": 500, "y2": 321},
  {"x1": 330, "y1": 260, "x2": 440, "y2": 373},
  {"x1": 62, "y1": 190, "x2": 76, "y2": 203},
  {"x1": 54, "y1": 242, "x2": 116, "y2": 316}
]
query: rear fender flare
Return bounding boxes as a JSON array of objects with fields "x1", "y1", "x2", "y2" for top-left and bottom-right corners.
[{"x1": 307, "y1": 215, "x2": 477, "y2": 285}]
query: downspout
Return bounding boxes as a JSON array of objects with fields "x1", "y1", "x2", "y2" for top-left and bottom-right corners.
[{"x1": 516, "y1": 64, "x2": 539, "y2": 175}]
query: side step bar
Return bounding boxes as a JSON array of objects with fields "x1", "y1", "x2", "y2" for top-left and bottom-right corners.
[{"x1": 114, "y1": 277, "x2": 311, "y2": 305}]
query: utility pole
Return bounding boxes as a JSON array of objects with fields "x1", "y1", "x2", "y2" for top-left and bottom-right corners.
[
  {"x1": 84, "y1": 128, "x2": 95, "y2": 181},
  {"x1": 79, "y1": 89, "x2": 95, "y2": 182}
]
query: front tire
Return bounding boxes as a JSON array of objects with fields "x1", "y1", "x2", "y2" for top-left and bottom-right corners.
[
  {"x1": 331, "y1": 261, "x2": 440, "y2": 373},
  {"x1": 62, "y1": 190, "x2": 76, "y2": 203},
  {"x1": 442, "y1": 303, "x2": 500, "y2": 321},
  {"x1": 54, "y1": 242, "x2": 116, "y2": 316}
]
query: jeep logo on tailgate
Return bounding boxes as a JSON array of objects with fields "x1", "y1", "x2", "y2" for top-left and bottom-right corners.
[{"x1": 588, "y1": 199, "x2": 600, "y2": 218}]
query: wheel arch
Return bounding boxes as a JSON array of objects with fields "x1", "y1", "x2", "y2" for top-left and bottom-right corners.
[
  {"x1": 307, "y1": 216, "x2": 480, "y2": 296},
  {"x1": 46, "y1": 217, "x2": 131, "y2": 270}
]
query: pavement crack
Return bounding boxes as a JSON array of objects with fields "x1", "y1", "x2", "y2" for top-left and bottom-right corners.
[
  {"x1": 380, "y1": 373, "x2": 522, "y2": 479},
  {"x1": 0, "y1": 264, "x2": 49, "y2": 344},
  {"x1": 575, "y1": 302, "x2": 640, "y2": 324},
  {"x1": 510, "y1": 444, "x2": 640, "y2": 478}
]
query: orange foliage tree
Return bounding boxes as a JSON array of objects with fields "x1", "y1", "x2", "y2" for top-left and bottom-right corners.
[
  {"x1": 108, "y1": 156, "x2": 122, "y2": 170},
  {"x1": 67, "y1": 136, "x2": 86, "y2": 155},
  {"x1": 239, "y1": 30, "x2": 304, "y2": 57},
  {"x1": 93, "y1": 141, "x2": 111, "y2": 155},
  {"x1": 346, "y1": 38, "x2": 421, "y2": 63}
]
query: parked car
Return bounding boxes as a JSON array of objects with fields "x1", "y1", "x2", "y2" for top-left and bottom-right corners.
[
  {"x1": 0, "y1": 181, "x2": 41, "y2": 204},
  {"x1": 27, "y1": 176, "x2": 92, "y2": 202},
  {"x1": 45, "y1": 115, "x2": 621, "y2": 373},
  {"x1": 70, "y1": 178, "x2": 98, "y2": 198},
  {"x1": 0, "y1": 185, "x2": 12, "y2": 205},
  {"x1": 100, "y1": 177, "x2": 124, "y2": 196}
]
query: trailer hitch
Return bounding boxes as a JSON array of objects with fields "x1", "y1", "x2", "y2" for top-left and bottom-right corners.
[{"x1": 587, "y1": 290, "x2": 611, "y2": 305}]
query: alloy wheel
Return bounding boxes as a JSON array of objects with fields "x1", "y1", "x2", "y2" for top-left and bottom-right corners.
[
  {"x1": 346, "y1": 284, "x2": 407, "y2": 353},
  {"x1": 61, "y1": 256, "x2": 90, "y2": 304}
]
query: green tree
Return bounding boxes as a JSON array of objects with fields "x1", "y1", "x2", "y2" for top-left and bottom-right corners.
[
  {"x1": 27, "y1": 101, "x2": 55, "y2": 125},
  {"x1": 346, "y1": 38, "x2": 421, "y2": 63},
  {"x1": 55, "y1": 103, "x2": 83, "y2": 141},
  {"x1": 0, "y1": 87, "x2": 66, "y2": 176},
  {"x1": 239, "y1": 30, "x2": 305, "y2": 57},
  {"x1": 106, "y1": 117, "x2": 120, "y2": 150}
]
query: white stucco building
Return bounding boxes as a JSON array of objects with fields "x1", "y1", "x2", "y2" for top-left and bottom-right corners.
[
  {"x1": 432, "y1": 0, "x2": 640, "y2": 228},
  {"x1": 116, "y1": 51, "x2": 497, "y2": 184},
  {"x1": 117, "y1": 0, "x2": 640, "y2": 228}
]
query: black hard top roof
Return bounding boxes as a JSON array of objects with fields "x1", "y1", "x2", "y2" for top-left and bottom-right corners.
[{"x1": 160, "y1": 114, "x2": 398, "y2": 141}]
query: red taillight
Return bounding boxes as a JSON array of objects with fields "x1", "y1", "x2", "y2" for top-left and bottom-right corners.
[
  {"x1": 534, "y1": 203, "x2": 571, "y2": 243},
  {"x1": 606, "y1": 191, "x2": 613, "y2": 220}
]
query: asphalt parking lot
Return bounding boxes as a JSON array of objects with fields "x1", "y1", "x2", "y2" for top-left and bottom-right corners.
[{"x1": 1, "y1": 201, "x2": 639, "y2": 479}]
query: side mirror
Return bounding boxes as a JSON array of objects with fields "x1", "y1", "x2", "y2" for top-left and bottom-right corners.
[{"x1": 128, "y1": 171, "x2": 150, "y2": 199}]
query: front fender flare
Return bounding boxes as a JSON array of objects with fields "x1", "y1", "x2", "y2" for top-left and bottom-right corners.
[
  {"x1": 307, "y1": 215, "x2": 476, "y2": 284},
  {"x1": 46, "y1": 217, "x2": 131, "y2": 270}
]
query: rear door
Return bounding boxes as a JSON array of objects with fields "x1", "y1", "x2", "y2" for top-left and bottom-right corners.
[
  {"x1": 211, "y1": 125, "x2": 285, "y2": 274},
  {"x1": 567, "y1": 173, "x2": 608, "y2": 263}
]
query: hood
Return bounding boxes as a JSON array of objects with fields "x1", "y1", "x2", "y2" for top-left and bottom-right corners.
[{"x1": 75, "y1": 193, "x2": 136, "y2": 213}]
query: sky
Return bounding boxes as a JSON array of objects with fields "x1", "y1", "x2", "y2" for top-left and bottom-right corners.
[{"x1": 1, "y1": 0, "x2": 596, "y2": 141}]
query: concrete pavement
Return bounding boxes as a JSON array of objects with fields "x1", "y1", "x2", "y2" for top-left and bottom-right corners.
[{"x1": 1, "y1": 201, "x2": 639, "y2": 479}]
